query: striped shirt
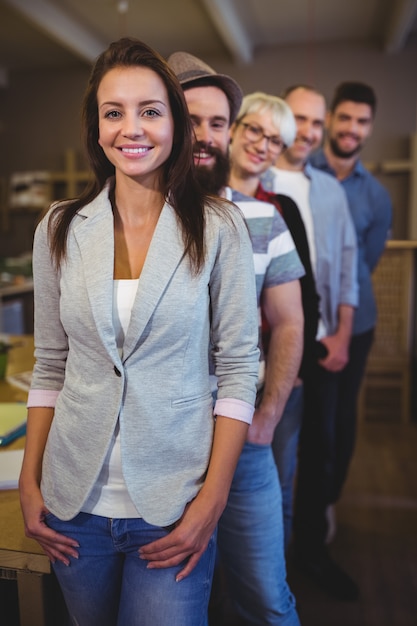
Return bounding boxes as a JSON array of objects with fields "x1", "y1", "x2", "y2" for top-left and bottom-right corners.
[{"x1": 226, "y1": 187, "x2": 305, "y2": 386}]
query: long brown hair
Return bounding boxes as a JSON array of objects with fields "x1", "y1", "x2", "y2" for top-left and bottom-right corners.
[{"x1": 48, "y1": 37, "x2": 209, "y2": 272}]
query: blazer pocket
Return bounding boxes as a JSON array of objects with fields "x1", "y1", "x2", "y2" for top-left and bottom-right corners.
[{"x1": 171, "y1": 391, "x2": 212, "y2": 408}]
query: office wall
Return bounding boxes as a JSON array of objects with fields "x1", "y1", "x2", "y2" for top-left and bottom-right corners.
[
  {"x1": 0, "y1": 68, "x2": 89, "y2": 257},
  {"x1": 213, "y1": 40, "x2": 417, "y2": 240},
  {"x1": 0, "y1": 67, "x2": 89, "y2": 175},
  {"x1": 1, "y1": 39, "x2": 417, "y2": 253}
]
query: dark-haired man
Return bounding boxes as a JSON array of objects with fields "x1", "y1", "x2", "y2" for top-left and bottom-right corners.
[
  {"x1": 310, "y1": 81, "x2": 392, "y2": 537},
  {"x1": 168, "y1": 51, "x2": 304, "y2": 625}
]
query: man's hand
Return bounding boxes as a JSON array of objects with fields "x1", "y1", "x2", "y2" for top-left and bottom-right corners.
[
  {"x1": 318, "y1": 304, "x2": 354, "y2": 372},
  {"x1": 246, "y1": 404, "x2": 279, "y2": 445},
  {"x1": 319, "y1": 333, "x2": 349, "y2": 372}
]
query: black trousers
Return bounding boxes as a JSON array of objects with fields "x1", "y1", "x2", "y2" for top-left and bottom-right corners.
[{"x1": 293, "y1": 329, "x2": 374, "y2": 555}]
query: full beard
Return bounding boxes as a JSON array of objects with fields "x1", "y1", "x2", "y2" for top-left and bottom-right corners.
[
  {"x1": 329, "y1": 135, "x2": 363, "y2": 159},
  {"x1": 193, "y1": 143, "x2": 230, "y2": 195}
]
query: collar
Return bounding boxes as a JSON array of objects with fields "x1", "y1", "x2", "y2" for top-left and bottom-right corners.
[
  {"x1": 255, "y1": 182, "x2": 275, "y2": 203},
  {"x1": 310, "y1": 148, "x2": 366, "y2": 179},
  {"x1": 303, "y1": 161, "x2": 315, "y2": 180},
  {"x1": 350, "y1": 158, "x2": 367, "y2": 177}
]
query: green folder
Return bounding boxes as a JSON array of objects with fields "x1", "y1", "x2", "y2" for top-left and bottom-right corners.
[{"x1": 0, "y1": 403, "x2": 27, "y2": 446}]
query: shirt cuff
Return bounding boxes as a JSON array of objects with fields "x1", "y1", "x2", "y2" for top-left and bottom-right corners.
[
  {"x1": 27, "y1": 389, "x2": 60, "y2": 408},
  {"x1": 214, "y1": 398, "x2": 255, "y2": 425}
]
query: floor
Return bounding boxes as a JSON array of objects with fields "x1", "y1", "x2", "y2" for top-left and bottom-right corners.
[
  {"x1": 209, "y1": 419, "x2": 417, "y2": 626},
  {"x1": 288, "y1": 420, "x2": 417, "y2": 626}
]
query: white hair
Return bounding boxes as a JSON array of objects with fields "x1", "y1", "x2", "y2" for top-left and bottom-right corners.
[{"x1": 236, "y1": 91, "x2": 297, "y2": 147}]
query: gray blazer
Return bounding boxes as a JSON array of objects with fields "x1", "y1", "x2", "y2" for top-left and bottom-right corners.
[{"x1": 31, "y1": 182, "x2": 259, "y2": 526}]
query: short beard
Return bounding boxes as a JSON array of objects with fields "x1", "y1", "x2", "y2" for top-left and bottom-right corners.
[
  {"x1": 329, "y1": 136, "x2": 362, "y2": 160},
  {"x1": 193, "y1": 143, "x2": 230, "y2": 195}
]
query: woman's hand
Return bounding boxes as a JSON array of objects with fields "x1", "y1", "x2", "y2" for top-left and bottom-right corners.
[
  {"x1": 140, "y1": 415, "x2": 248, "y2": 581},
  {"x1": 20, "y1": 484, "x2": 79, "y2": 566},
  {"x1": 139, "y1": 491, "x2": 220, "y2": 582}
]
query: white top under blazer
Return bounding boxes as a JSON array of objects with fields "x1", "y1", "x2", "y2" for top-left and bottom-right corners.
[{"x1": 28, "y1": 180, "x2": 260, "y2": 526}]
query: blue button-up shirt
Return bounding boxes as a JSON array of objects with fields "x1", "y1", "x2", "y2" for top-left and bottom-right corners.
[
  {"x1": 261, "y1": 163, "x2": 358, "y2": 337},
  {"x1": 310, "y1": 149, "x2": 392, "y2": 334}
]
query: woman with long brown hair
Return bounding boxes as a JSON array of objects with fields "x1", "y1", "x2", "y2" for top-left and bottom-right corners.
[{"x1": 19, "y1": 38, "x2": 259, "y2": 626}]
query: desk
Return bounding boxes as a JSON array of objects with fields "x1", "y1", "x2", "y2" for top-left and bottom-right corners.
[
  {"x1": 0, "y1": 336, "x2": 60, "y2": 626},
  {"x1": 0, "y1": 281, "x2": 34, "y2": 334}
]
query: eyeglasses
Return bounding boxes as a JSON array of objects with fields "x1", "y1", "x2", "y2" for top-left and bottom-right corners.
[{"x1": 238, "y1": 122, "x2": 285, "y2": 152}]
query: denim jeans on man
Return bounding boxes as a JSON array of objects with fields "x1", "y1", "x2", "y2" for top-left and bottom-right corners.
[
  {"x1": 272, "y1": 384, "x2": 304, "y2": 552},
  {"x1": 217, "y1": 441, "x2": 300, "y2": 625},
  {"x1": 46, "y1": 512, "x2": 216, "y2": 626}
]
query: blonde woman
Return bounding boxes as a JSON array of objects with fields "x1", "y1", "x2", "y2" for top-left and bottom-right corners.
[{"x1": 229, "y1": 92, "x2": 320, "y2": 551}]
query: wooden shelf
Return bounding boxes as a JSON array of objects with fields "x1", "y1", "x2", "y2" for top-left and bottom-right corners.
[
  {"x1": 49, "y1": 149, "x2": 90, "y2": 198},
  {"x1": 365, "y1": 133, "x2": 417, "y2": 240},
  {"x1": 1, "y1": 150, "x2": 90, "y2": 232},
  {"x1": 359, "y1": 241, "x2": 417, "y2": 422}
]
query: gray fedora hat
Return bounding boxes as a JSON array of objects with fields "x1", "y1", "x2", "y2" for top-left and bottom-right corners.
[{"x1": 167, "y1": 51, "x2": 243, "y2": 124}]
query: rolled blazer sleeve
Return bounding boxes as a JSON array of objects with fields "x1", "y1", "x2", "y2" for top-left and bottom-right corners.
[
  {"x1": 29, "y1": 210, "x2": 68, "y2": 402},
  {"x1": 208, "y1": 204, "x2": 260, "y2": 422}
]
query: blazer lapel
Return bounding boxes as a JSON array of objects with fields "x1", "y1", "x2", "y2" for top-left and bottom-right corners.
[
  {"x1": 74, "y1": 187, "x2": 120, "y2": 361},
  {"x1": 72, "y1": 188, "x2": 185, "y2": 363},
  {"x1": 122, "y1": 202, "x2": 186, "y2": 360}
]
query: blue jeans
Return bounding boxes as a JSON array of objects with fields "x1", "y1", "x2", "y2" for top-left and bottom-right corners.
[
  {"x1": 272, "y1": 384, "x2": 304, "y2": 552},
  {"x1": 217, "y1": 442, "x2": 300, "y2": 626},
  {"x1": 46, "y1": 512, "x2": 216, "y2": 626}
]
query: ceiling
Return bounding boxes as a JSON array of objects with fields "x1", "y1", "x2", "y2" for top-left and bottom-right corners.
[{"x1": 1, "y1": 0, "x2": 417, "y2": 86}]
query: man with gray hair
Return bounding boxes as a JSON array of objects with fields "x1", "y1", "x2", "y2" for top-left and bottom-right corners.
[{"x1": 168, "y1": 51, "x2": 303, "y2": 625}]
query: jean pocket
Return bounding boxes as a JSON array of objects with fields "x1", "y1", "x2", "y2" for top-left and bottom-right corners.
[
  {"x1": 43, "y1": 511, "x2": 59, "y2": 527},
  {"x1": 244, "y1": 440, "x2": 271, "y2": 451}
]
